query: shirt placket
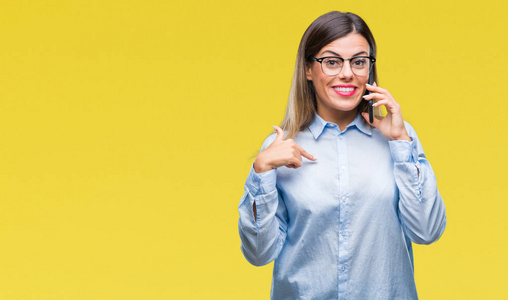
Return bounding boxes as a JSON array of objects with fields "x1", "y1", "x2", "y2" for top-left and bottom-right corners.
[{"x1": 337, "y1": 130, "x2": 350, "y2": 299}]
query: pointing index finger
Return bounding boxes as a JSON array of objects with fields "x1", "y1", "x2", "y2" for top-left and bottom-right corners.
[{"x1": 296, "y1": 144, "x2": 317, "y2": 161}]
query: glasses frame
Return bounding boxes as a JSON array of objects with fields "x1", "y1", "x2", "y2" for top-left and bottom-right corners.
[{"x1": 312, "y1": 56, "x2": 376, "y2": 77}]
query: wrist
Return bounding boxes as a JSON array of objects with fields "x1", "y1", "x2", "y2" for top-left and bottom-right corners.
[
  {"x1": 392, "y1": 134, "x2": 411, "y2": 142},
  {"x1": 253, "y1": 157, "x2": 271, "y2": 173},
  {"x1": 391, "y1": 128, "x2": 411, "y2": 141}
]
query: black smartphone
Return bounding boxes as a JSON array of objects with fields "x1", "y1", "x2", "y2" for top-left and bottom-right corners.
[{"x1": 367, "y1": 75, "x2": 374, "y2": 123}]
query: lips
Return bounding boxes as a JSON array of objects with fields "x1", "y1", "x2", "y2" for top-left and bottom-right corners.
[{"x1": 332, "y1": 85, "x2": 357, "y2": 97}]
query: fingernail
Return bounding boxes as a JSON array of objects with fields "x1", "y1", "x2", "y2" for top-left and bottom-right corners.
[
  {"x1": 272, "y1": 125, "x2": 277, "y2": 131},
  {"x1": 362, "y1": 95, "x2": 369, "y2": 98},
  {"x1": 366, "y1": 83, "x2": 372, "y2": 86},
  {"x1": 373, "y1": 81, "x2": 377, "y2": 86}
]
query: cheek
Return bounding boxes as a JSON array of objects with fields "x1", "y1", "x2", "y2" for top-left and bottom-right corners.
[
  {"x1": 357, "y1": 79, "x2": 368, "y2": 94},
  {"x1": 310, "y1": 76, "x2": 327, "y2": 93},
  {"x1": 316, "y1": 75, "x2": 332, "y2": 89}
]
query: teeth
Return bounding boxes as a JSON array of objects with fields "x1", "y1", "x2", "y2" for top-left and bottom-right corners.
[{"x1": 333, "y1": 87, "x2": 355, "y2": 92}]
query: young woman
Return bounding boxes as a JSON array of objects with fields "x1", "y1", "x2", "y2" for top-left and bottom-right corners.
[{"x1": 238, "y1": 11, "x2": 446, "y2": 299}]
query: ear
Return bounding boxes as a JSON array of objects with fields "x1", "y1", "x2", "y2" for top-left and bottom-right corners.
[{"x1": 305, "y1": 63, "x2": 313, "y2": 81}]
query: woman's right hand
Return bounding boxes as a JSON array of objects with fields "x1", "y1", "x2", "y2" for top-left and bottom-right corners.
[{"x1": 253, "y1": 126, "x2": 317, "y2": 173}]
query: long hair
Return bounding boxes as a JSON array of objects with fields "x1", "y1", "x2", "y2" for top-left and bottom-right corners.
[{"x1": 281, "y1": 11, "x2": 379, "y2": 138}]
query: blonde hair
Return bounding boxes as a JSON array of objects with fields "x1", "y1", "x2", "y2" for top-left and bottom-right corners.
[{"x1": 281, "y1": 11, "x2": 381, "y2": 139}]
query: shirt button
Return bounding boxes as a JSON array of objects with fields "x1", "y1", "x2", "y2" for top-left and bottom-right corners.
[
  {"x1": 341, "y1": 266, "x2": 347, "y2": 272},
  {"x1": 340, "y1": 231, "x2": 346, "y2": 237},
  {"x1": 340, "y1": 165, "x2": 346, "y2": 170}
]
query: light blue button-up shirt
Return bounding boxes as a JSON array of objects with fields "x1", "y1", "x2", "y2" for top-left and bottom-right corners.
[{"x1": 238, "y1": 113, "x2": 446, "y2": 299}]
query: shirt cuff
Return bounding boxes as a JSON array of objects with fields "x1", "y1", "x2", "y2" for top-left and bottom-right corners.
[
  {"x1": 245, "y1": 164, "x2": 277, "y2": 196},
  {"x1": 389, "y1": 138, "x2": 418, "y2": 163}
]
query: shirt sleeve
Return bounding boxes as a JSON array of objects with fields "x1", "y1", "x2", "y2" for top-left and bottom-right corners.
[
  {"x1": 238, "y1": 134, "x2": 289, "y2": 266},
  {"x1": 389, "y1": 122, "x2": 447, "y2": 245}
]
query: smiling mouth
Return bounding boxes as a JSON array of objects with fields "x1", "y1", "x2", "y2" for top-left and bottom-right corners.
[
  {"x1": 332, "y1": 86, "x2": 357, "y2": 96},
  {"x1": 333, "y1": 87, "x2": 355, "y2": 92}
]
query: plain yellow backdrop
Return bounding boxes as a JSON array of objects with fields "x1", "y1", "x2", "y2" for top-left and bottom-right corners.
[{"x1": 0, "y1": 0, "x2": 506, "y2": 299}]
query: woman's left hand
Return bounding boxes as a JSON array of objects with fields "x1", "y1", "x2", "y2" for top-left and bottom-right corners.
[{"x1": 361, "y1": 83, "x2": 411, "y2": 141}]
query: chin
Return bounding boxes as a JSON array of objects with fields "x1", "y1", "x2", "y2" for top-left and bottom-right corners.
[{"x1": 332, "y1": 100, "x2": 362, "y2": 112}]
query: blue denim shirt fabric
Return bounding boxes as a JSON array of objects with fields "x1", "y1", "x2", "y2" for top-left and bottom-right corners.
[{"x1": 238, "y1": 113, "x2": 446, "y2": 300}]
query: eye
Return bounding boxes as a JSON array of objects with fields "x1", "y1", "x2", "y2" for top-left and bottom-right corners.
[
  {"x1": 323, "y1": 58, "x2": 342, "y2": 68},
  {"x1": 351, "y1": 58, "x2": 368, "y2": 68}
]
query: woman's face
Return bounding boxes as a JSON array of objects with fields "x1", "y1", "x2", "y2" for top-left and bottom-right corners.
[{"x1": 306, "y1": 33, "x2": 371, "y2": 120}]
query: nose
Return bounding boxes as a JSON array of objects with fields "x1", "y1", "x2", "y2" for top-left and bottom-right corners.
[{"x1": 338, "y1": 60, "x2": 354, "y2": 80}]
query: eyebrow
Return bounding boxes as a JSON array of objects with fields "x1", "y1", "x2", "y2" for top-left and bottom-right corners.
[{"x1": 321, "y1": 50, "x2": 369, "y2": 57}]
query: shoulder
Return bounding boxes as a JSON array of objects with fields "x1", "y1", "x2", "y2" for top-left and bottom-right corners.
[
  {"x1": 403, "y1": 121, "x2": 418, "y2": 140},
  {"x1": 260, "y1": 132, "x2": 277, "y2": 152},
  {"x1": 259, "y1": 127, "x2": 312, "y2": 152},
  {"x1": 402, "y1": 121, "x2": 426, "y2": 154},
  {"x1": 260, "y1": 127, "x2": 300, "y2": 151}
]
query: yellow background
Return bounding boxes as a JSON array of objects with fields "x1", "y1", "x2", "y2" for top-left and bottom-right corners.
[{"x1": 0, "y1": 0, "x2": 506, "y2": 299}]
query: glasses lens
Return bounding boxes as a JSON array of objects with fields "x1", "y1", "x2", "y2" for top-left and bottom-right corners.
[
  {"x1": 351, "y1": 57, "x2": 371, "y2": 76},
  {"x1": 321, "y1": 57, "x2": 343, "y2": 76}
]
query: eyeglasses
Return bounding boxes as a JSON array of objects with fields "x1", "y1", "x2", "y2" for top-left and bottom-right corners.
[{"x1": 312, "y1": 56, "x2": 376, "y2": 77}]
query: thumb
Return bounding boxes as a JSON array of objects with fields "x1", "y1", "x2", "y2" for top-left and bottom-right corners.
[{"x1": 272, "y1": 125, "x2": 285, "y2": 142}]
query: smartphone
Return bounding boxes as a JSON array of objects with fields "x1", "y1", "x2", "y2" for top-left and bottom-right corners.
[{"x1": 367, "y1": 75, "x2": 374, "y2": 123}]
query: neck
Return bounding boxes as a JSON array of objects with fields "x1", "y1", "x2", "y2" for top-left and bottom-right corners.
[{"x1": 317, "y1": 108, "x2": 358, "y2": 131}]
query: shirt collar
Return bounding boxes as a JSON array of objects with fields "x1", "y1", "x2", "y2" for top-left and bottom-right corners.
[{"x1": 308, "y1": 113, "x2": 373, "y2": 140}]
